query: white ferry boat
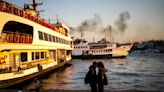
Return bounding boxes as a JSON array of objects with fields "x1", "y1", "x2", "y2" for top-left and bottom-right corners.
[
  {"x1": 72, "y1": 38, "x2": 132, "y2": 59},
  {"x1": 0, "y1": 0, "x2": 73, "y2": 88}
]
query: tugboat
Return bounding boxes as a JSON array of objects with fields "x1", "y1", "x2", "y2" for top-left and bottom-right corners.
[{"x1": 0, "y1": 0, "x2": 73, "y2": 88}]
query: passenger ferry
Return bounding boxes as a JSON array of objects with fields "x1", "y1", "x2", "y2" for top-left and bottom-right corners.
[
  {"x1": 72, "y1": 38, "x2": 132, "y2": 59},
  {"x1": 0, "y1": 0, "x2": 73, "y2": 88}
]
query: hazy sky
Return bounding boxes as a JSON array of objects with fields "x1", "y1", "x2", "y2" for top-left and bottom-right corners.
[{"x1": 7, "y1": 0, "x2": 164, "y2": 43}]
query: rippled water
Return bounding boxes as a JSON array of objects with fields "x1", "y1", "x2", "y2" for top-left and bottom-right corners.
[{"x1": 11, "y1": 51, "x2": 164, "y2": 91}]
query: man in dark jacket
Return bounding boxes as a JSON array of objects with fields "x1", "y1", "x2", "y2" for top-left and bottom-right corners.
[{"x1": 85, "y1": 61, "x2": 97, "y2": 92}]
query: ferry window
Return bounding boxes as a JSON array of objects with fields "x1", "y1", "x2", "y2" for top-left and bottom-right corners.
[
  {"x1": 3, "y1": 21, "x2": 33, "y2": 37},
  {"x1": 32, "y1": 52, "x2": 35, "y2": 60},
  {"x1": 38, "y1": 31, "x2": 43, "y2": 40},
  {"x1": 53, "y1": 36, "x2": 55, "y2": 42},
  {"x1": 21, "y1": 52, "x2": 27, "y2": 62},
  {"x1": 58, "y1": 38, "x2": 60, "y2": 43},
  {"x1": 44, "y1": 33, "x2": 48, "y2": 41},
  {"x1": 35, "y1": 52, "x2": 40, "y2": 59},
  {"x1": 49, "y1": 34, "x2": 52, "y2": 42},
  {"x1": 60, "y1": 38, "x2": 62, "y2": 43},
  {"x1": 56, "y1": 37, "x2": 58, "y2": 43},
  {"x1": 41, "y1": 52, "x2": 44, "y2": 59}
]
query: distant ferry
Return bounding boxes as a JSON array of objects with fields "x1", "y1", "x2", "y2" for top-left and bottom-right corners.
[
  {"x1": 0, "y1": 0, "x2": 73, "y2": 88},
  {"x1": 72, "y1": 38, "x2": 132, "y2": 59}
]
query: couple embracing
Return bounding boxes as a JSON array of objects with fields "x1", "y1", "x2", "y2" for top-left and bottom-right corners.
[{"x1": 85, "y1": 61, "x2": 108, "y2": 92}]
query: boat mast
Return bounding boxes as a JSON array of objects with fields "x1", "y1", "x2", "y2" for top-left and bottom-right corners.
[
  {"x1": 24, "y1": 0, "x2": 43, "y2": 16},
  {"x1": 109, "y1": 25, "x2": 112, "y2": 43},
  {"x1": 32, "y1": 0, "x2": 42, "y2": 11}
]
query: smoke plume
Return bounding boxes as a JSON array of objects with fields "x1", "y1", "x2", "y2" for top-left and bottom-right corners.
[
  {"x1": 71, "y1": 11, "x2": 131, "y2": 42},
  {"x1": 71, "y1": 14, "x2": 101, "y2": 33},
  {"x1": 115, "y1": 11, "x2": 130, "y2": 32}
]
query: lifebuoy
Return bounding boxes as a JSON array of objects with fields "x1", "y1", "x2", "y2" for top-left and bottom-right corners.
[
  {"x1": 20, "y1": 36, "x2": 25, "y2": 43},
  {"x1": 20, "y1": 10, "x2": 24, "y2": 17},
  {"x1": 34, "y1": 18, "x2": 38, "y2": 23},
  {"x1": 13, "y1": 7, "x2": 18, "y2": 15},
  {"x1": 25, "y1": 36, "x2": 29, "y2": 43},
  {"x1": 0, "y1": 2, "x2": 4, "y2": 11},
  {"x1": 25, "y1": 13, "x2": 28, "y2": 19},
  {"x1": 17, "y1": 9, "x2": 20, "y2": 16},
  {"x1": 0, "y1": 57, "x2": 6, "y2": 64},
  {"x1": 6, "y1": 34, "x2": 11, "y2": 42},
  {"x1": 7, "y1": 4, "x2": 12, "y2": 13},
  {"x1": 14, "y1": 35, "x2": 19, "y2": 43},
  {"x1": 28, "y1": 14, "x2": 31, "y2": 20},
  {"x1": 31, "y1": 15, "x2": 34, "y2": 21},
  {"x1": 29, "y1": 36, "x2": 33, "y2": 43}
]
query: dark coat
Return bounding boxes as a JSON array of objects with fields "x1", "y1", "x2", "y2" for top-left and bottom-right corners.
[
  {"x1": 97, "y1": 68, "x2": 108, "y2": 85},
  {"x1": 85, "y1": 65, "x2": 97, "y2": 84}
]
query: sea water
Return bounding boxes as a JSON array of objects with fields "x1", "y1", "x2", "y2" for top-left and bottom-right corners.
[{"x1": 10, "y1": 51, "x2": 164, "y2": 91}]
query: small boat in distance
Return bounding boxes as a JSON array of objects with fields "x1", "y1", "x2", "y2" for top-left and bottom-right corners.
[
  {"x1": 0, "y1": 0, "x2": 73, "y2": 88},
  {"x1": 72, "y1": 38, "x2": 132, "y2": 59}
]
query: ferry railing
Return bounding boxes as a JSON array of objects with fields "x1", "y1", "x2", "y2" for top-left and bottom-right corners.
[
  {"x1": 0, "y1": 31, "x2": 33, "y2": 43},
  {"x1": 0, "y1": 1, "x2": 68, "y2": 37}
]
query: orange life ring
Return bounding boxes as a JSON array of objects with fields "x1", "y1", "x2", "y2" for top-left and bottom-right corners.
[
  {"x1": 28, "y1": 14, "x2": 31, "y2": 20},
  {"x1": 0, "y1": 2, "x2": 4, "y2": 11},
  {"x1": 29, "y1": 36, "x2": 33, "y2": 43},
  {"x1": 31, "y1": 15, "x2": 34, "y2": 21},
  {"x1": 20, "y1": 36, "x2": 25, "y2": 43},
  {"x1": 20, "y1": 10, "x2": 24, "y2": 17},
  {"x1": 25, "y1": 13, "x2": 28, "y2": 18},
  {"x1": 25, "y1": 36, "x2": 29, "y2": 43},
  {"x1": 13, "y1": 7, "x2": 18, "y2": 15},
  {"x1": 0, "y1": 58, "x2": 5, "y2": 64},
  {"x1": 6, "y1": 34, "x2": 11, "y2": 42},
  {"x1": 34, "y1": 18, "x2": 38, "y2": 23},
  {"x1": 14, "y1": 35, "x2": 19, "y2": 43},
  {"x1": 17, "y1": 9, "x2": 20, "y2": 16},
  {"x1": 7, "y1": 4, "x2": 12, "y2": 13}
]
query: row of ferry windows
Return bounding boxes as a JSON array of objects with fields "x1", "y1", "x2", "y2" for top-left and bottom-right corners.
[
  {"x1": 38, "y1": 31, "x2": 69, "y2": 44},
  {"x1": 32, "y1": 52, "x2": 47, "y2": 60},
  {"x1": 91, "y1": 49, "x2": 112, "y2": 53},
  {"x1": 74, "y1": 46, "x2": 88, "y2": 49},
  {"x1": 21, "y1": 52, "x2": 47, "y2": 62}
]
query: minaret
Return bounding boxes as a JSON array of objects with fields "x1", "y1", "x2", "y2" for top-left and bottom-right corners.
[
  {"x1": 93, "y1": 36, "x2": 95, "y2": 43},
  {"x1": 109, "y1": 25, "x2": 112, "y2": 43}
]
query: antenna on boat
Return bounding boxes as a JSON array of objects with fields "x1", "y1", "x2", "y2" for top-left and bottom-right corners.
[{"x1": 56, "y1": 14, "x2": 60, "y2": 24}]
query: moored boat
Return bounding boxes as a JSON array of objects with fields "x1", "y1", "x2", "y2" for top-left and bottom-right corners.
[
  {"x1": 0, "y1": 0, "x2": 73, "y2": 88},
  {"x1": 72, "y1": 38, "x2": 132, "y2": 59}
]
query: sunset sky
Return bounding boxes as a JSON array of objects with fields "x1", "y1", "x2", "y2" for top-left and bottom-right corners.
[{"x1": 8, "y1": 0, "x2": 164, "y2": 43}]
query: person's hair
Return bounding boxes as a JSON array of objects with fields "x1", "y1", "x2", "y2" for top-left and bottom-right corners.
[
  {"x1": 92, "y1": 61, "x2": 97, "y2": 66},
  {"x1": 97, "y1": 62, "x2": 104, "y2": 68}
]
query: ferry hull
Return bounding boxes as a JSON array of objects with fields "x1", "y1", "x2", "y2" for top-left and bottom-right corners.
[
  {"x1": 0, "y1": 61, "x2": 68, "y2": 88},
  {"x1": 72, "y1": 54, "x2": 127, "y2": 59}
]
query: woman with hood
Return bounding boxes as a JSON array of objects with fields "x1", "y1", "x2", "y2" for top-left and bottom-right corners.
[{"x1": 97, "y1": 62, "x2": 108, "y2": 92}]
